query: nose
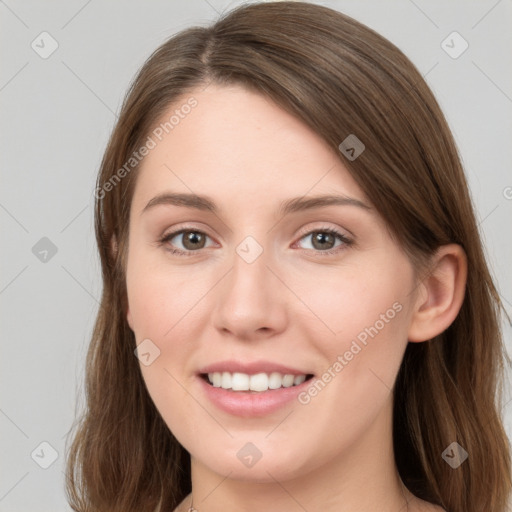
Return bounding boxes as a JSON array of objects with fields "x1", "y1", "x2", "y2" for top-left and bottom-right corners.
[{"x1": 212, "y1": 245, "x2": 288, "y2": 341}]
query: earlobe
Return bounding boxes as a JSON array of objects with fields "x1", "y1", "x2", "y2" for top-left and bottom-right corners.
[{"x1": 408, "y1": 244, "x2": 467, "y2": 342}]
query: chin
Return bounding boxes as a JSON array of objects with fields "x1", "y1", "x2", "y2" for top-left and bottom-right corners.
[{"x1": 185, "y1": 435, "x2": 320, "y2": 483}]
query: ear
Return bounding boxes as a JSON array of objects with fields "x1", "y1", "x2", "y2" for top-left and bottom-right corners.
[{"x1": 408, "y1": 244, "x2": 467, "y2": 342}]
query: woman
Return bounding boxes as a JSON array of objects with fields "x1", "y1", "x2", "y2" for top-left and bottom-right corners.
[{"x1": 65, "y1": 2, "x2": 512, "y2": 511}]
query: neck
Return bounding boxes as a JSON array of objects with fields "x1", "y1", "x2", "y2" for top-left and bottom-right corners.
[{"x1": 183, "y1": 400, "x2": 412, "y2": 512}]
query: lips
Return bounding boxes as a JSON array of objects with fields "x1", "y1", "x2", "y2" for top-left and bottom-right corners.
[
  {"x1": 196, "y1": 360, "x2": 315, "y2": 416},
  {"x1": 198, "y1": 360, "x2": 312, "y2": 377}
]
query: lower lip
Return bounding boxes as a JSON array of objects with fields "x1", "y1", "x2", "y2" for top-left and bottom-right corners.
[{"x1": 197, "y1": 375, "x2": 312, "y2": 417}]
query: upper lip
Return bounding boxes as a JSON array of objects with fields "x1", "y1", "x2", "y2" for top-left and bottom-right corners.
[{"x1": 198, "y1": 360, "x2": 313, "y2": 376}]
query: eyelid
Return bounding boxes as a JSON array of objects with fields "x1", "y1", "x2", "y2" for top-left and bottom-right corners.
[
  {"x1": 158, "y1": 224, "x2": 219, "y2": 256},
  {"x1": 292, "y1": 225, "x2": 353, "y2": 254},
  {"x1": 159, "y1": 223, "x2": 354, "y2": 256},
  {"x1": 160, "y1": 222, "x2": 218, "y2": 241},
  {"x1": 294, "y1": 222, "x2": 352, "y2": 240}
]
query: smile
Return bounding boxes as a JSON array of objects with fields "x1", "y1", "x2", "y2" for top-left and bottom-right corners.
[{"x1": 203, "y1": 371, "x2": 312, "y2": 392}]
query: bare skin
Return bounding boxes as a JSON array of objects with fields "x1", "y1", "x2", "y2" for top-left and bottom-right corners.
[
  {"x1": 173, "y1": 488, "x2": 446, "y2": 512},
  {"x1": 126, "y1": 84, "x2": 465, "y2": 512}
]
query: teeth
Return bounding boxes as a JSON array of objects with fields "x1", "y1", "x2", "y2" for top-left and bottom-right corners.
[
  {"x1": 249, "y1": 372, "x2": 269, "y2": 392},
  {"x1": 206, "y1": 371, "x2": 309, "y2": 392},
  {"x1": 221, "y1": 372, "x2": 232, "y2": 389},
  {"x1": 293, "y1": 374, "x2": 306, "y2": 385},
  {"x1": 268, "y1": 372, "x2": 282, "y2": 389},
  {"x1": 212, "y1": 372, "x2": 222, "y2": 387},
  {"x1": 231, "y1": 372, "x2": 249, "y2": 391}
]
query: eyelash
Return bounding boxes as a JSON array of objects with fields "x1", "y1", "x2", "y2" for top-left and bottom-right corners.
[{"x1": 158, "y1": 225, "x2": 353, "y2": 257}]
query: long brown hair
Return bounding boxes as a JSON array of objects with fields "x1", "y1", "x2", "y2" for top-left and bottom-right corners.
[{"x1": 65, "y1": 2, "x2": 512, "y2": 511}]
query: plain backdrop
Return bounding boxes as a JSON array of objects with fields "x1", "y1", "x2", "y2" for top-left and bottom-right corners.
[{"x1": 1, "y1": 1, "x2": 511, "y2": 510}]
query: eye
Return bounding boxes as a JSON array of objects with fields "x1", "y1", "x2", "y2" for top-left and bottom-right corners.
[
  {"x1": 158, "y1": 226, "x2": 352, "y2": 257},
  {"x1": 295, "y1": 228, "x2": 352, "y2": 254},
  {"x1": 159, "y1": 228, "x2": 215, "y2": 255}
]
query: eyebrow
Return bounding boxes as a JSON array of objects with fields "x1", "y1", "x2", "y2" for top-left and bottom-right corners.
[{"x1": 141, "y1": 192, "x2": 371, "y2": 216}]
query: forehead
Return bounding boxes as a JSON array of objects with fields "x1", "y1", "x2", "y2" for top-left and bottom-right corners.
[{"x1": 131, "y1": 84, "x2": 366, "y2": 212}]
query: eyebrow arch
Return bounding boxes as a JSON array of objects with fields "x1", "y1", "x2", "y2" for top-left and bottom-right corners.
[
  {"x1": 278, "y1": 194, "x2": 371, "y2": 216},
  {"x1": 142, "y1": 193, "x2": 217, "y2": 214},
  {"x1": 141, "y1": 192, "x2": 371, "y2": 215}
]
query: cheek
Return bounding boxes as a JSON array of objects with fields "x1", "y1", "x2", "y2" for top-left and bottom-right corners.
[
  {"x1": 126, "y1": 245, "x2": 208, "y2": 339},
  {"x1": 125, "y1": 248, "x2": 214, "y2": 395},
  {"x1": 126, "y1": 260, "x2": 209, "y2": 448},
  {"x1": 289, "y1": 257, "x2": 410, "y2": 346},
  {"x1": 276, "y1": 279, "x2": 410, "y2": 473},
  {"x1": 125, "y1": 247, "x2": 202, "y2": 405},
  {"x1": 290, "y1": 260, "x2": 411, "y2": 414}
]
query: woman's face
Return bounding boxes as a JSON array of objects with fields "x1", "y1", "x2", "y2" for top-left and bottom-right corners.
[{"x1": 125, "y1": 84, "x2": 418, "y2": 482}]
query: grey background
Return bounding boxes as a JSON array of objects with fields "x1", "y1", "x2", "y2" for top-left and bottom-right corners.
[{"x1": 1, "y1": 0, "x2": 511, "y2": 510}]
